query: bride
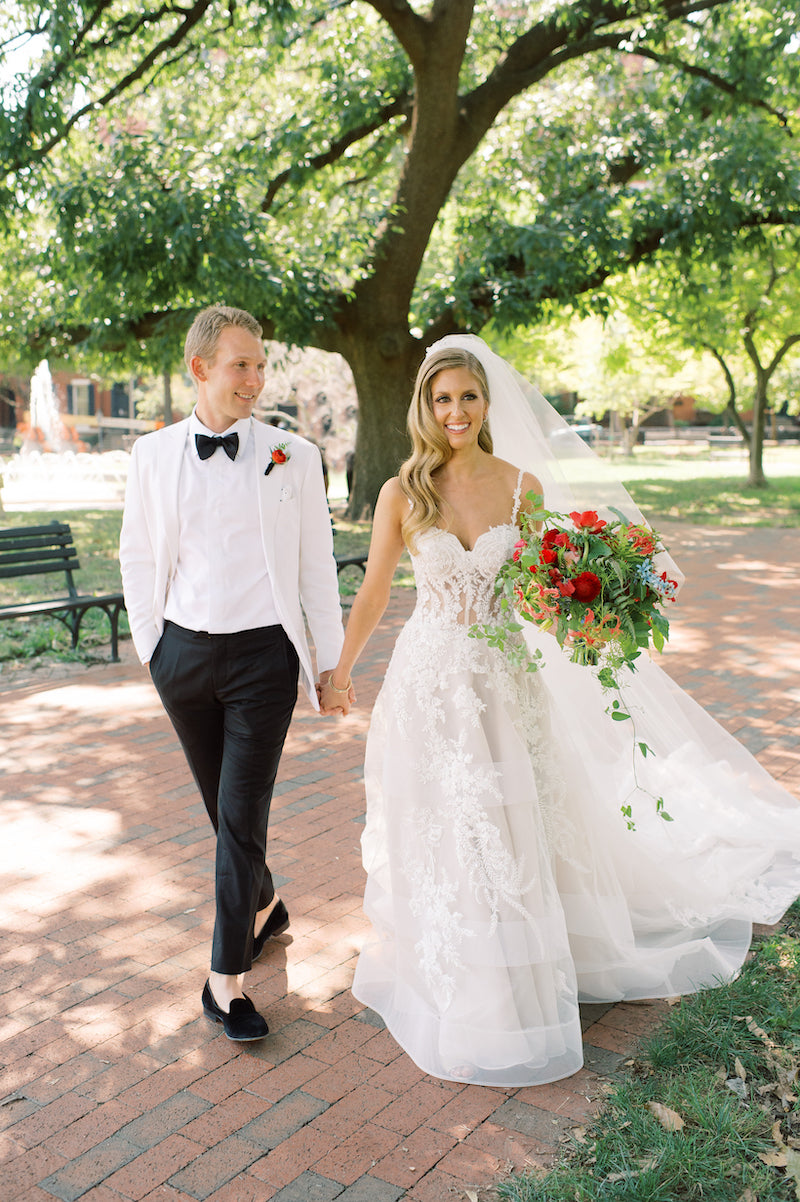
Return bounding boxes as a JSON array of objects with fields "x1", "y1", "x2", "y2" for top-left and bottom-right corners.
[{"x1": 318, "y1": 334, "x2": 800, "y2": 1087}]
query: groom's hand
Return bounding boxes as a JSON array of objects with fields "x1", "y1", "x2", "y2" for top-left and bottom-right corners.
[{"x1": 317, "y1": 672, "x2": 355, "y2": 717}]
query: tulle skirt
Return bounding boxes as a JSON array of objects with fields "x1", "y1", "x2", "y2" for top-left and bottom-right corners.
[{"x1": 351, "y1": 618, "x2": 800, "y2": 1087}]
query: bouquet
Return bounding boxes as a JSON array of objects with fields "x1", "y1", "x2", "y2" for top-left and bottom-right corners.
[
  {"x1": 475, "y1": 497, "x2": 677, "y2": 686},
  {"x1": 472, "y1": 497, "x2": 680, "y2": 827},
  {"x1": 523, "y1": 502, "x2": 676, "y2": 677}
]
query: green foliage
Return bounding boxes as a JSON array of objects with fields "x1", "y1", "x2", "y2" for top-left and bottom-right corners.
[
  {"x1": 2, "y1": 1, "x2": 800, "y2": 507},
  {"x1": 2, "y1": 1, "x2": 798, "y2": 360}
]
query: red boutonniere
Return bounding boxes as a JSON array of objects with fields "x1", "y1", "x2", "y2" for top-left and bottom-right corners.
[{"x1": 264, "y1": 442, "x2": 291, "y2": 475}]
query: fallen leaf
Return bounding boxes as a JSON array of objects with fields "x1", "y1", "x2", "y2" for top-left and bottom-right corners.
[
  {"x1": 758, "y1": 1149, "x2": 788, "y2": 1167},
  {"x1": 646, "y1": 1101, "x2": 685, "y2": 1131},
  {"x1": 758, "y1": 1082, "x2": 798, "y2": 1111},
  {"x1": 570, "y1": 1127, "x2": 588, "y2": 1144},
  {"x1": 735, "y1": 1057, "x2": 748, "y2": 1082},
  {"x1": 784, "y1": 1148, "x2": 800, "y2": 1198},
  {"x1": 735, "y1": 1015, "x2": 777, "y2": 1049},
  {"x1": 726, "y1": 1077, "x2": 748, "y2": 1100},
  {"x1": 463, "y1": 1192, "x2": 479, "y2": 1202}
]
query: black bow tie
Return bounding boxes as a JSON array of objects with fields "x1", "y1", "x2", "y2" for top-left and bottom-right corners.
[{"x1": 195, "y1": 432, "x2": 239, "y2": 462}]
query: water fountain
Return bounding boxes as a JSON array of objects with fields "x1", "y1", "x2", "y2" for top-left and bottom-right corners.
[
  {"x1": 0, "y1": 361, "x2": 129, "y2": 511},
  {"x1": 28, "y1": 360, "x2": 66, "y2": 453}
]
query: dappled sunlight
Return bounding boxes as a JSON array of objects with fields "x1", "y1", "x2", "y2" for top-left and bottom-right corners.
[
  {"x1": 0, "y1": 798, "x2": 128, "y2": 899},
  {"x1": 0, "y1": 520, "x2": 797, "y2": 1198},
  {"x1": 716, "y1": 557, "x2": 798, "y2": 585},
  {"x1": 9, "y1": 679, "x2": 163, "y2": 720}
]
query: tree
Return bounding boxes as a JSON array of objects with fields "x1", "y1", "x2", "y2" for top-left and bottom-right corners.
[
  {"x1": 618, "y1": 229, "x2": 800, "y2": 485},
  {"x1": 492, "y1": 313, "x2": 728, "y2": 453},
  {"x1": 2, "y1": 1, "x2": 799, "y2": 512}
]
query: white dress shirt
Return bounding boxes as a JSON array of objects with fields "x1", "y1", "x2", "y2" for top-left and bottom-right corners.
[{"x1": 164, "y1": 411, "x2": 280, "y2": 633}]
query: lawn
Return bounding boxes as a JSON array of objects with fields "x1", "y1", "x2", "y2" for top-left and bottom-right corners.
[
  {"x1": 0, "y1": 443, "x2": 797, "y2": 666},
  {"x1": 615, "y1": 445, "x2": 800, "y2": 527}
]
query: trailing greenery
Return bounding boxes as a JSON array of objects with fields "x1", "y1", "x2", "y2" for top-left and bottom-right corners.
[{"x1": 499, "y1": 903, "x2": 800, "y2": 1202}]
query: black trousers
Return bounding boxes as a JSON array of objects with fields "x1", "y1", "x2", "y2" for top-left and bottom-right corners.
[{"x1": 149, "y1": 621, "x2": 299, "y2": 974}]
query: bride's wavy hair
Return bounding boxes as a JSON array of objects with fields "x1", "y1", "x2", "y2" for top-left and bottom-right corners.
[{"x1": 399, "y1": 346, "x2": 493, "y2": 551}]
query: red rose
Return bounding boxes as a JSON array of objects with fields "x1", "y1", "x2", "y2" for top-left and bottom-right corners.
[
  {"x1": 569, "y1": 510, "x2": 608, "y2": 533},
  {"x1": 540, "y1": 546, "x2": 557, "y2": 564},
  {"x1": 572, "y1": 571, "x2": 602, "y2": 602},
  {"x1": 272, "y1": 448, "x2": 287, "y2": 464}
]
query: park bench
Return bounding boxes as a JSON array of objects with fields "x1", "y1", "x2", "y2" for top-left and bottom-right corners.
[
  {"x1": 0, "y1": 521, "x2": 126, "y2": 661},
  {"x1": 335, "y1": 553, "x2": 368, "y2": 599},
  {"x1": 335, "y1": 553, "x2": 368, "y2": 578}
]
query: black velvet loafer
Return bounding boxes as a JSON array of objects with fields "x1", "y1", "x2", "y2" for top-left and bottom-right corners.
[
  {"x1": 201, "y1": 980, "x2": 269, "y2": 1041},
  {"x1": 252, "y1": 899, "x2": 290, "y2": 962}
]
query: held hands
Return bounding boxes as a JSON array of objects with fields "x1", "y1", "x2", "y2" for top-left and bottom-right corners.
[{"x1": 317, "y1": 670, "x2": 356, "y2": 717}]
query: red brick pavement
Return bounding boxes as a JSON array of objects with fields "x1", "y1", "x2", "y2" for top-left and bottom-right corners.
[{"x1": 1, "y1": 524, "x2": 798, "y2": 1201}]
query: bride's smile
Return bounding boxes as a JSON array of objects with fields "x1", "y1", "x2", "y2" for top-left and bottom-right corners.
[{"x1": 431, "y1": 366, "x2": 488, "y2": 446}]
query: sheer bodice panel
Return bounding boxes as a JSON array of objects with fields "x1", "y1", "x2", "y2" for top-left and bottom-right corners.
[{"x1": 412, "y1": 524, "x2": 517, "y2": 627}]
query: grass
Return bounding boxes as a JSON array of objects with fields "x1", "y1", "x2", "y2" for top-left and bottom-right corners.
[
  {"x1": 498, "y1": 904, "x2": 800, "y2": 1202},
  {"x1": 0, "y1": 444, "x2": 796, "y2": 665},
  {"x1": 617, "y1": 445, "x2": 800, "y2": 527},
  {"x1": 0, "y1": 509, "x2": 131, "y2": 668},
  {"x1": 0, "y1": 503, "x2": 397, "y2": 666}
]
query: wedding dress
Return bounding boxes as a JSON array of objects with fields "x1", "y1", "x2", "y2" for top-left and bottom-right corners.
[{"x1": 352, "y1": 471, "x2": 800, "y2": 1087}]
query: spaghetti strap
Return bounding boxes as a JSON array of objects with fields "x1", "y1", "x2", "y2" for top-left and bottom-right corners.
[{"x1": 510, "y1": 467, "x2": 525, "y2": 523}]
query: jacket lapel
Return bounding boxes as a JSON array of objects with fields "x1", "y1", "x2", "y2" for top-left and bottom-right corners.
[
  {"x1": 253, "y1": 422, "x2": 282, "y2": 572},
  {"x1": 158, "y1": 420, "x2": 190, "y2": 572}
]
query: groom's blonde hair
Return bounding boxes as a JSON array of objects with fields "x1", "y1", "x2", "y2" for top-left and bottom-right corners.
[{"x1": 184, "y1": 306, "x2": 263, "y2": 376}]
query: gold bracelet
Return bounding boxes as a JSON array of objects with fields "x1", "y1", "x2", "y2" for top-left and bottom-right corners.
[{"x1": 326, "y1": 676, "x2": 351, "y2": 694}]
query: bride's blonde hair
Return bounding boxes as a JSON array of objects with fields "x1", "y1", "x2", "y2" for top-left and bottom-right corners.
[{"x1": 399, "y1": 346, "x2": 493, "y2": 552}]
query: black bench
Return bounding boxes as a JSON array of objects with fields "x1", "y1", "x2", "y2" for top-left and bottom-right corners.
[
  {"x1": 335, "y1": 553, "x2": 368, "y2": 579},
  {"x1": 0, "y1": 521, "x2": 126, "y2": 661}
]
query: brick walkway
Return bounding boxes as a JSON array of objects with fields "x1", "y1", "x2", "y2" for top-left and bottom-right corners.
[{"x1": 1, "y1": 524, "x2": 798, "y2": 1202}]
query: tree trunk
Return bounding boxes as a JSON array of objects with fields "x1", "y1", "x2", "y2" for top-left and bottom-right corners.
[
  {"x1": 344, "y1": 332, "x2": 422, "y2": 518},
  {"x1": 162, "y1": 369, "x2": 174, "y2": 425},
  {"x1": 747, "y1": 375, "x2": 768, "y2": 488}
]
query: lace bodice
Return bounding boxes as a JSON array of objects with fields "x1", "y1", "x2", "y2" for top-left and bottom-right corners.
[
  {"x1": 411, "y1": 525, "x2": 518, "y2": 626},
  {"x1": 410, "y1": 470, "x2": 524, "y2": 628}
]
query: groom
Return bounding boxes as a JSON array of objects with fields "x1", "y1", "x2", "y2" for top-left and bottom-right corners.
[{"x1": 120, "y1": 305, "x2": 343, "y2": 1040}]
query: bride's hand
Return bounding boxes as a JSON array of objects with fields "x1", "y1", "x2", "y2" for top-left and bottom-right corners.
[{"x1": 317, "y1": 672, "x2": 356, "y2": 717}]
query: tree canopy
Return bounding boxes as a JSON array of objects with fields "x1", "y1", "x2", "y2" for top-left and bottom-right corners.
[{"x1": 1, "y1": 0, "x2": 798, "y2": 510}]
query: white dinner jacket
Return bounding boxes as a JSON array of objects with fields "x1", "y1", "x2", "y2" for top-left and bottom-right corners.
[{"x1": 119, "y1": 418, "x2": 343, "y2": 708}]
